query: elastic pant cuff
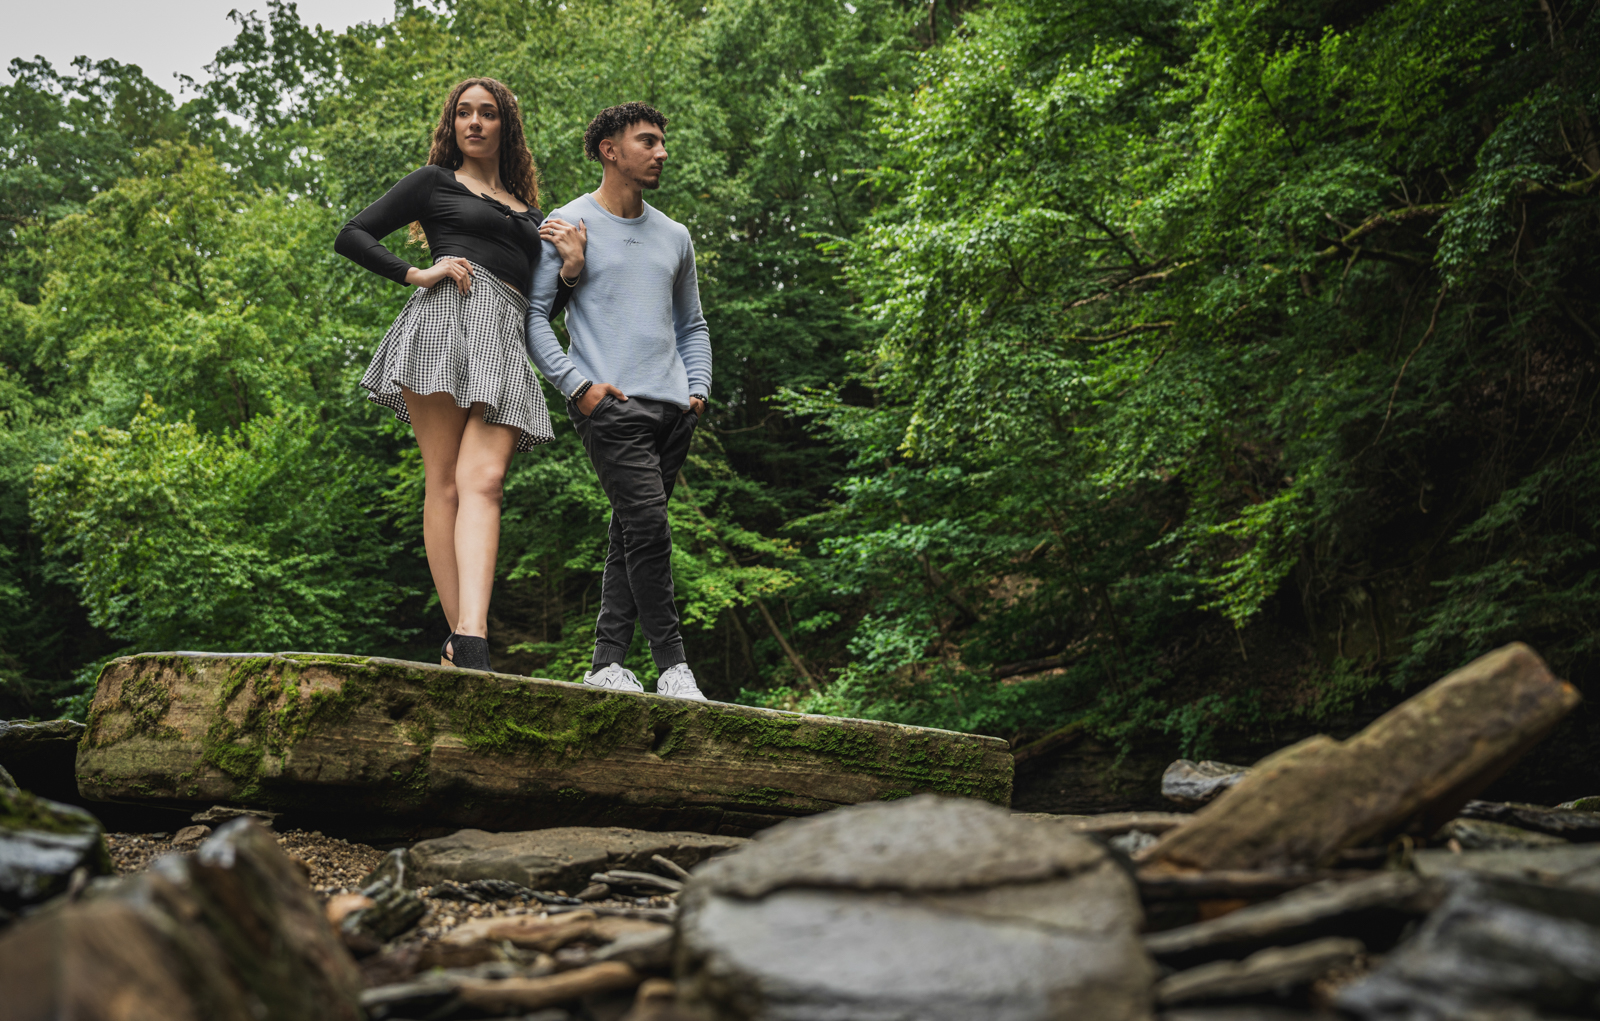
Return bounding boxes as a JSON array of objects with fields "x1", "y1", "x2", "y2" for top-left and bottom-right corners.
[
  {"x1": 592, "y1": 643, "x2": 630, "y2": 671},
  {"x1": 651, "y1": 641, "x2": 687, "y2": 671}
]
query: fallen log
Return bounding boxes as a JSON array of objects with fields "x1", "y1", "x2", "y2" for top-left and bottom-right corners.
[
  {"x1": 1139, "y1": 643, "x2": 1579, "y2": 872},
  {"x1": 75, "y1": 653, "x2": 1012, "y2": 838}
]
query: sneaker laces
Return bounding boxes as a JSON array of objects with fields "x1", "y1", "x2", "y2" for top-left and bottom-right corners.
[
  {"x1": 657, "y1": 663, "x2": 707, "y2": 700},
  {"x1": 583, "y1": 663, "x2": 643, "y2": 692}
]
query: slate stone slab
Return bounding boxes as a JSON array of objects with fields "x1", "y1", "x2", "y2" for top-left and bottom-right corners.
[
  {"x1": 1156, "y1": 937, "x2": 1365, "y2": 1006},
  {"x1": 676, "y1": 795, "x2": 1156, "y2": 1020},
  {"x1": 0, "y1": 785, "x2": 112, "y2": 916},
  {"x1": 1141, "y1": 643, "x2": 1580, "y2": 872},
  {"x1": 1413, "y1": 844, "x2": 1600, "y2": 891},
  {"x1": 1458, "y1": 799, "x2": 1600, "y2": 841},
  {"x1": 1143, "y1": 872, "x2": 1443, "y2": 968},
  {"x1": 1336, "y1": 875, "x2": 1600, "y2": 1020},
  {"x1": 405, "y1": 827, "x2": 746, "y2": 893},
  {"x1": 0, "y1": 818, "x2": 363, "y2": 1020},
  {"x1": 75, "y1": 653, "x2": 1012, "y2": 838}
]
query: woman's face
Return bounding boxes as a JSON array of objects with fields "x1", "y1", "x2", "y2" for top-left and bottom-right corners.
[{"x1": 454, "y1": 85, "x2": 501, "y2": 162}]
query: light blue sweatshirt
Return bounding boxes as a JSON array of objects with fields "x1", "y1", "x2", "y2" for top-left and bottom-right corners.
[{"x1": 525, "y1": 193, "x2": 712, "y2": 409}]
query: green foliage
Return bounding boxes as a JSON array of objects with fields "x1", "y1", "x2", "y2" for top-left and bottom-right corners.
[{"x1": 33, "y1": 398, "x2": 408, "y2": 651}]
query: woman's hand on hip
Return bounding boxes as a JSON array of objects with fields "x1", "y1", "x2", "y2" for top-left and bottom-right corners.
[
  {"x1": 540, "y1": 217, "x2": 587, "y2": 281},
  {"x1": 577, "y1": 382, "x2": 626, "y2": 416},
  {"x1": 406, "y1": 258, "x2": 473, "y2": 294}
]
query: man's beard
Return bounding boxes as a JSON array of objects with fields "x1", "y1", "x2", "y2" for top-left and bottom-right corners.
[{"x1": 642, "y1": 175, "x2": 661, "y2": 190}]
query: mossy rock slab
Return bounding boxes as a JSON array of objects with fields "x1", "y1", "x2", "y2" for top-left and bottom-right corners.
[{"x1": 75, "y1": 653, "x2": 1012, "y2": 838}]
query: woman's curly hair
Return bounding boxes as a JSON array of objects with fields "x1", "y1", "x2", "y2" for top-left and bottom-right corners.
[{"x1": 409, "y1": 77, "x2": 540, "y2": 245}]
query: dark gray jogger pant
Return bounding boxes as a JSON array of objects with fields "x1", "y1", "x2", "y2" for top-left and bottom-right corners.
[{"x1": 569, "y1": 395, "x2": 698, "y2": 670}]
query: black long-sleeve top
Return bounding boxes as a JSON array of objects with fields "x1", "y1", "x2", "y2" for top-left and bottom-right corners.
[{"x1": 335, "y1": 164, "x2": 570, "y2": 306}]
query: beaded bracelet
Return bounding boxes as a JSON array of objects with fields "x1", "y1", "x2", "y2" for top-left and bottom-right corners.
[{"x1": 570, "y1": 380, "x2": 593, "y2": 402}]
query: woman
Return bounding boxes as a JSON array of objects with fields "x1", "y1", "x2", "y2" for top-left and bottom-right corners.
[{"x1": 335, "y1": 77, "x2": 587, "y2": 672}]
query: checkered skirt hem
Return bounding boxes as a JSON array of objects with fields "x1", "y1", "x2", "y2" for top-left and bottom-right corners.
[{"x1": 359, "y1": 264, "x2": 555, "y2": 451}]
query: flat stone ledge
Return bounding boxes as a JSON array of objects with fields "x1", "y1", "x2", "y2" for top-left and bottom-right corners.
[{"x1": 74, "y1": 652, "x2": 1012, "y2": 838}]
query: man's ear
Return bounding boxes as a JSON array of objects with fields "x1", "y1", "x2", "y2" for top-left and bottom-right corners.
[{"x1": 597, "y1": 134, "x2": 619, "y2": 163}]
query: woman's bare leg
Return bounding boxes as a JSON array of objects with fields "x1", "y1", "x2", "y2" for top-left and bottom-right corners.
[
  {"x1": 402, "y1": 388, "x2": 472, "y2": 662},
  {"x1": 451, "y1": 407, "x2": 519, "y2": 638}
]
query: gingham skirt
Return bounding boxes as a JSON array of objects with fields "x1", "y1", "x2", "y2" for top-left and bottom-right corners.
[{"x1": 360, "y1": 264, "x2": 554, "y2": 451}]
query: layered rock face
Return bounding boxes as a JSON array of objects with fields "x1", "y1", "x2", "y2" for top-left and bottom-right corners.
[{"x1": 75, "y1": 652, "x2": 1012, "y2": 836}]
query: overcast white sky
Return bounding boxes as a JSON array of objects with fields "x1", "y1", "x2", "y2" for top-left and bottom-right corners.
[{"x1": 4, "y1": 0, "x2": 398, "y2": 89}]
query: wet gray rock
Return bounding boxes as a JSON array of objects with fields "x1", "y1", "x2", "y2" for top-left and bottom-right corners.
[
  {"x1": 1458, "y1": 800, "x2": 1600, "y2": 841},
  {"x1": 1433, "y1": 817, "x2": 1569, "y2": 851},
  {"x1": 1336, "y1": 875, "x2": 1600, "y2": 1020},
  {"x1": 407, "y1": 827, "x2": 747, "y2": 894},
  {"x1": 1144, "y1": 872, "x2": 1443, "y2": 968},
  {"x1": 1156, "y1": 937, "x2": 1365, "y2": 1006},
  {"x1": 1412, "y1": 844, "x2": 1600, "y2": 891},
  {"x1": 1162, "y1": 760, "x2": 1252, "y2": 808},
  {"x1": 1557, "y1": 797, "x2": 1600, "y2": 812},
  {"x1": 0, "y1": 818, "x2": 362, "y2": 1020},
  {"x1": 0, "y1": 785, "x2": 112, "y2": 917},
  {"x1": 677, "y1": 795, "x2": 1156, "y2": 1021}
]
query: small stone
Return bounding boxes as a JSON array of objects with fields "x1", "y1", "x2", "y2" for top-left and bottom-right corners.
[
  {"x1": 172, "y1": 824, "x2": 212, "y2": 844},
  {"x1": 1162, "y1": 760, "x2": 1252, "y2": 809},
  {"x1": 191, "y1": 804, "x2": 279, "y2": 827},
  {"x1": 1109, "y1": 829, "x2": 1160, "y2": 856}
]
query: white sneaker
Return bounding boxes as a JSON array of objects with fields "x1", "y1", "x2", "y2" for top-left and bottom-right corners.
[
  {"x1": 656, "y1": 663, "x2": 708, "y2": 701},
  {"x1": 583, "y1": 663, "x2": 643, "y2": 692}
]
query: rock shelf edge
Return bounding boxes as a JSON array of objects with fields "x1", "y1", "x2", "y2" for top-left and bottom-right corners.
[{"x1": 73, "y1": 652, "x2": 1013, "y2": 838}]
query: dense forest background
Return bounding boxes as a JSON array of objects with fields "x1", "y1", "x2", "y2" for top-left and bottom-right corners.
[{"x1": 4, "y1": 0, "x2": 1599, "y2": 789}]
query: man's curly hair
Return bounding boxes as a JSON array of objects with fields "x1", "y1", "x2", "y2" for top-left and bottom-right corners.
[{"x1": 583, "y1": 102, "x2": 667, "y2": 163}]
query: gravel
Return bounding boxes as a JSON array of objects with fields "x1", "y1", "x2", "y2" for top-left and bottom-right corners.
[
  {"x1": 107, "y1": 828, "x2": 388, "y2": 896},
  {"x1": 106, "y1": 829, "x2": 676, "y2": 942}
]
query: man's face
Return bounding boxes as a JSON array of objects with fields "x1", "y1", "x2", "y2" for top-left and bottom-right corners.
[{"x1": 602, "y1": 121, "x2": 667, "y2": 190}]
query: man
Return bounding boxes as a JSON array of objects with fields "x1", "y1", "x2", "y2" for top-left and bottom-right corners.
[{"x1": 525, "y1": 102, "x2": 712, "y2": 700}]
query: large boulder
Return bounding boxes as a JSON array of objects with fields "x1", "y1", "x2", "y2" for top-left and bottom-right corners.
[
  {"x1": 0, "y1": 817, "x2": 363, "y2": 1020},
  {"x1": 1141, "y1": 643, "x2": 1579, "y2": 872},
  {"x1": 406, "y1": 826, "x2": 746, "y2": 892},
  {"x1": 676, "y1": 795, "x2": 1156, "y2": 1020},
  {"x1": 0, "y1": 785, "x2": 112, "y2": 920},
  {"x1": 75, "y1": 653, "x2": 1012, "y2": 837}
]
